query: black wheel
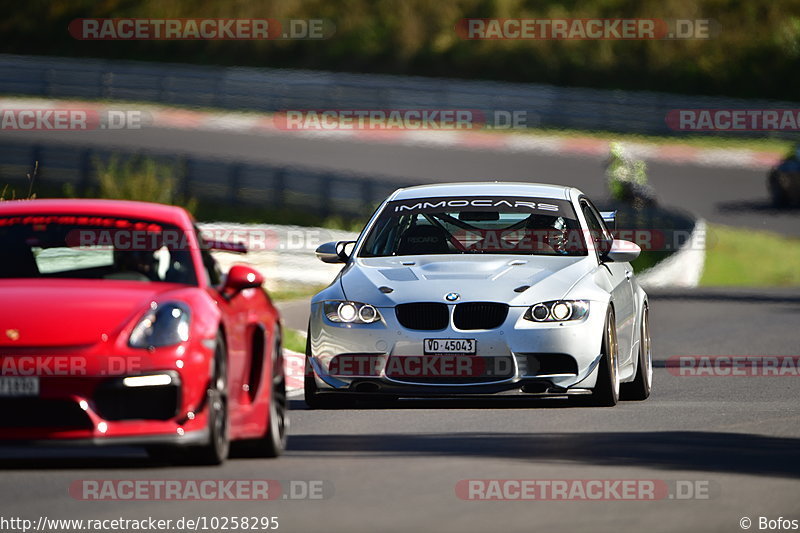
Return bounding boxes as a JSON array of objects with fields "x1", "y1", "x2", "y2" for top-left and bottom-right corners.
[
  {"x1": 304, "y1": 356, "x2": 338, "y2": 409},
  {"x1": 581, "y1": 308, "x2": 619, "y2": 407},
  {"x1": 183, "y1": 332, "x2": 230, "y2": 465},
  {"x1": 304, "y1": 329, "x2": 320, "y2": 408},
  {"x1": 768, "y1": 170, "x2": 790, "y2": 207},
  {"x1": 259, "y1": 331, "x2": 289, "y2": 456},
  {"x1": 621, "y1": 304, "x2": 652, "y2": 401},
  {"x1": 304, "y1": 330, "x2": 343, "y2": 409}
]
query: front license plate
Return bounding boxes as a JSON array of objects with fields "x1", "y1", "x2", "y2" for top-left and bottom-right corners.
[
  {"x1": 424, "y1": 339, "x2": 476, "y2": 355},
  {"x1": 0, "y1": 376, "x2": 39, "y2": 397}
]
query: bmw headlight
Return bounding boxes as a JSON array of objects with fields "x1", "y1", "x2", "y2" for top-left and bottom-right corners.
[
  {"x1": 524, "y1": 300, "x2": 589, "y2": 322},
  {"x1": 324, "y1": 301, "x2": 382, "y2": 324},
  {"x1": 129, "y1": 302, "x2": 191, "y2": 348}
]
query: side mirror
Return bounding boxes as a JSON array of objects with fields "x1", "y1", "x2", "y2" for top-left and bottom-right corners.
[
  {"x1": 315, "y1": 241, "x2": 355, "y2": 264},
  {"x1": 602, "y1": 239, "x2": 641, "y2": 263},
  {"x1": 222, "y1": 264, "x2": 264, "y2": 296}
]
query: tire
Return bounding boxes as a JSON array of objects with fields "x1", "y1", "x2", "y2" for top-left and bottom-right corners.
[
  {"x1": 262, "y1": 332, "x2": 289, "y2": 456},
  {"x1": 305, "y1": 357, "x2": 342, "y2": 409},
  {"x1": 621, "y1": 304, "x2": 652, "y2": 401},
  {"x1": 239, "y1": 330, "x2": 289, "y2": 457},
  {"x1": 183, "y1": 332, "x2": 230, "y2": 465},
  {"x1": 768, "y1": 170, "x2": 790, "y2": 207},
  {"x1": 582, "y1": 308, "x2": 620, "y2": 407},
  {"x1": 304, "y1": 329, "x2": 337, "y2": 409}
]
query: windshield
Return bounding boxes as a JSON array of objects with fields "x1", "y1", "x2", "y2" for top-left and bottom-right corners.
[
  {"x1": 0, "y1": 214, "x2": 198, "y2": 284},
  {"x1": 359, "y1": 196, "x2": 587, "y2": 257}
]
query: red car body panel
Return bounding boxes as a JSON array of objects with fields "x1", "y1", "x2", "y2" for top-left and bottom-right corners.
[{"x1": 0, "y1": 199, "x2": 281, "y2": 446}]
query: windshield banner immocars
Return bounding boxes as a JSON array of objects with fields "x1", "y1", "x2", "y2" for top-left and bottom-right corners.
[{"x1": 385, "y1": 196, "x2": 575, "y2": 216}]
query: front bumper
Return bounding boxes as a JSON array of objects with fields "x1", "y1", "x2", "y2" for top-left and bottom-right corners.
[
  {"x1": 0, "y1": 341, "x2": 214, "y2": 445},
  {"x1": 308, "y1": 301, "x2": 606, "y2": 397}
]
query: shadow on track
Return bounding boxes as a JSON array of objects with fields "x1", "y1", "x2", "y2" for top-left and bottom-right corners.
[
  {"x1": 717, "y1": 199, "x2": 800, "y2": 214},
  {"x1": 0, "y1": 446, "x2": 155, "y2": 470},
  {"x1": 289, "y1": 430, "x2": 800, "y2": 479},
  {"x1": 649, "y1": 289, "x2": 800, "y2": 305}
]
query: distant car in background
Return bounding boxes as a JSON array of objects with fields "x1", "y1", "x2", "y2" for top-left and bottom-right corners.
[
  {"x1": 305, "y1": 182, "x2": 651, "y2": 408},
  {"x1": 768, "y1": 147, "x2": 800, "y2": 207},
  {"x1": 0, "y1": 199, "x2": 287, "y2": 464}
]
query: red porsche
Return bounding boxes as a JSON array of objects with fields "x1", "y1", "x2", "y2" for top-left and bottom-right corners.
[{"x1": 0, "y1": 199, "x2": 287, "y2": 464}]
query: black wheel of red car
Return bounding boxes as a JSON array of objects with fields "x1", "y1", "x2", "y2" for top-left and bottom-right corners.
[
  {"x1": 150, "y1": 333, "x2": 230, "y2": 465},
  {"x1": 187, "y1": 333, "x2": 230, "y2": 465},
  {"x1": 258, "y1": 331, "x2": 289, "y2": 457},
  {"x1": 621, "y1": 304, "x2": 652, "y2": 401},
  {"x1": 580, "y1": 307, "x2": 619, "y2": 407}
]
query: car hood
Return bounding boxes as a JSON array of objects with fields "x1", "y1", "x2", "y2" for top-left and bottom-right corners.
[
  {"x1": 339, "y1": 254, "x2": 593, "y2": 307},
  {"x1": 0, "y1": 279, "x2": 191, "y2": 347}
]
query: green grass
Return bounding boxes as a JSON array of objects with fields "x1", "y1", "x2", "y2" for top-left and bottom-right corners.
[
  {"x1": 701, "y1": 224, "x2": 800, "y2": 287},
  {"x1": 266, "y1": 284, "x2": 326, "y2": 303},
  {"x1": 63, "y1": 155, "x2": 198, "y2": 212},
  {"x1": 5, "y1": 0, "x2": 800, "y2": 101},
  {"x1": 282, "y1": 328, "x2": 307, "y2": 354},
  {"x1": 631, "y1": 250, "x2": 671, "y2": 274}
]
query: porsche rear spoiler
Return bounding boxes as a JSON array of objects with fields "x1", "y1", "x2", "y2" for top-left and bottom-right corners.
[{"x1": 207, "y1": 240, "x2": 248, "y2": 254}]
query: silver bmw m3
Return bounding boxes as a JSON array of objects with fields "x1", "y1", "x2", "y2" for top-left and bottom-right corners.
[{"x1": 305, "y1": 182, "x2": 652, "y2": 407}]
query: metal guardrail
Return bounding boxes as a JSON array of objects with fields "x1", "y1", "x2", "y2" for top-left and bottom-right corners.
[
  {"x1": 0, "y1": 54, "x2": 795, "y2": 216},
  {"x1": 0, "y1": 53, "x2": 798, "y2": 137},
  {"x1": 0, "y1": 140, "x2": 405, "y2": 216}
]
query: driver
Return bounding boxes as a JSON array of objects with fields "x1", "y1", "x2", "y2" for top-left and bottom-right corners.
[
  {"x1": 466, "y1": 213, "x2": 557, "y2": 254},
  {"x1": 489, "y1": 213, "x2": 561, "y2": 253}
]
